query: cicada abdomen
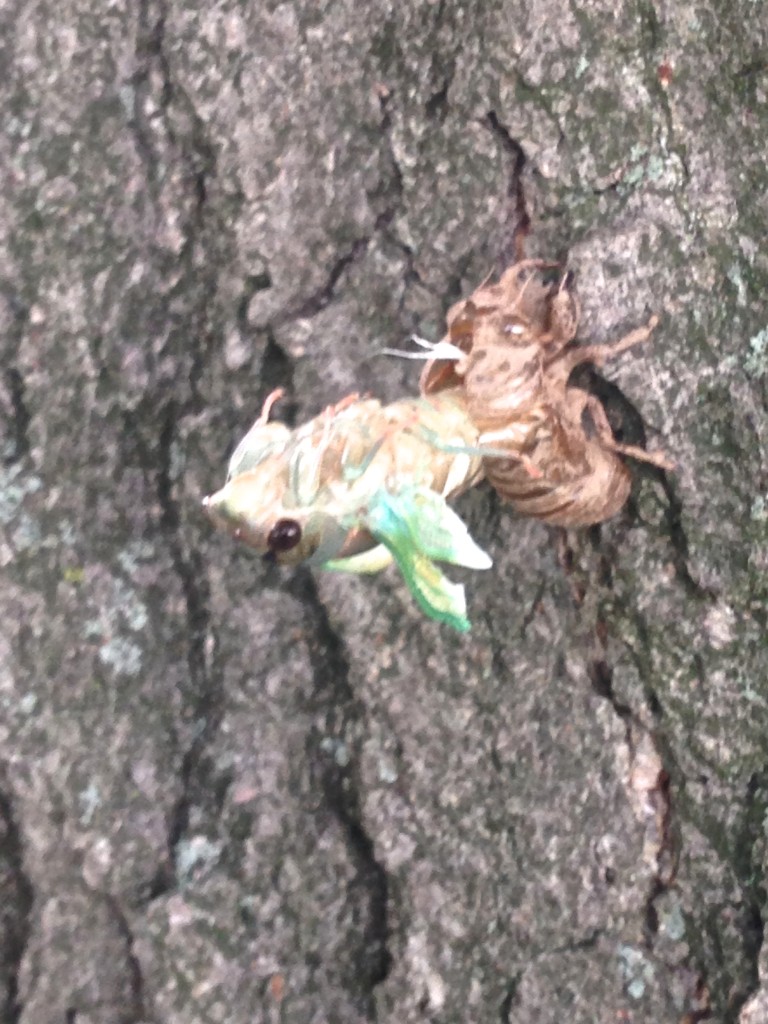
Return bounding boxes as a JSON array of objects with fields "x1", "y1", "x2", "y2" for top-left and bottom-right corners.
[{"x1": 478, "y1": 391, "x2": 634, "y2": 527}]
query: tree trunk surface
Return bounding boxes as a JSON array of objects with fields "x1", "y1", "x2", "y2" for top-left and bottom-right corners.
[{"x1": 2, "y1": 2, "x2": 767, "y2": 1022}]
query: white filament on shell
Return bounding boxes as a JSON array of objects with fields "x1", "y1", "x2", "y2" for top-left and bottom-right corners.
[{"x1": 381, "y1": 335, "x2": 465, "y2": 361}]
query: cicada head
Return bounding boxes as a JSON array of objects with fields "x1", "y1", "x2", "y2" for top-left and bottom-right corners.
[
  {"x1": 203, "y1": 468, "x2": 375, "y2": 567},
  {"x1": 420, "y1": 259, "x2": 566, "y2": 400}
]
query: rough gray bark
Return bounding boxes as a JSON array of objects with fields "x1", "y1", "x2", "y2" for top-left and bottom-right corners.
[{"x1": 1, "y1": 1, "x2": 767, "y2": 1022}]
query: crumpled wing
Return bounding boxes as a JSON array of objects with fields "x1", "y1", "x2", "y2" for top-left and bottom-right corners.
[{"x1": 362, "y1": 486, "x2": 492, "y2": 631}]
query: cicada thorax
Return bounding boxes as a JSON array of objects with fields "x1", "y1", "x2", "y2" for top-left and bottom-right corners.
[
  {"x1": 420, "y1": 259, "x2": 570, "y2": 478},
  {"x1": 420, "y1": 259, "x2": 561, "y2": 397},
  {"x1": 458, "y1": 318, "x2": 545, "y2": 425}
]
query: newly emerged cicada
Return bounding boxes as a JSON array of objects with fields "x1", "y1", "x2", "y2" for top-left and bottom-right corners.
[
  {"x1": 205, "y1": 259, "x2": 669, "y2": 629},
  {"x1": 204, "y1": 388, "x2": 495, "y2": 630}
]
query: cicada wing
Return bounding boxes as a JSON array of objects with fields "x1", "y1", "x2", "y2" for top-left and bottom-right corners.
[
  {"x1": 363, "y1": 487, "x2": 491, "y2": 631},
  {"x1": 398, "y1": 487, "x2": 492, "y2": 569},
  {"x1": 399, "y1": 550, "x2": 471, "y2": 632}
]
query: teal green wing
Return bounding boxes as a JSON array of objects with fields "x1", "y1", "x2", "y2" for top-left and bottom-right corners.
[{"x1": 363, "y1": 486, "x2": 492, "y2": 631}]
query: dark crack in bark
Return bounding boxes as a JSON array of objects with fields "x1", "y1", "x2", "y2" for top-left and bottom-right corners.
[
  {"x1": 232, "y1": 83, "x2": 411, "y2": 354},
  {"x1": 130, "y1": 0, "x2": 173, "y2": 198},
  {"x1": 498, "y1": 971, "x2": 523, "y2": 1022},
  {"x1": 119, "y1": 397, "x2": 221, "y2": 905},
  {"x1": 483, "y1": 111, "x2": 531, "y2": 268},
  {"x1": 2, "y1": 368, "x2": 30, "y2": 467},
  {"x1": 591, "y1": 655, "x2": 712, "y2": 1021},
  {"x1": 117, "y1": 0, "x2": 232, "y2": 902},
  {"x1": 264, "y1": 206, "x2": 400, "y2": 332},
  {"x1": 556, "y1": 526, "x2": 713, "y2": 1019},
  {"x1": 1, "y1": 288, "x2": 32, "y2": 467},
  {"x1": 657, "y1": 473, "x2": 716, "y2": 602},
  {"x1": 235, "y1": 271, "x2": 272, "y2": 350},
  {"x1": 372, "y1": 88, "x2": 430, "y2": 327},
  {"x1": 424, "y1": 78, "x2": 451, "y2": 122},
  {"x1": 287, "y1": 236, "x2": 370, "y2": 322},
  {"x1": 148, "y1": 405, "x2": 222, "y2": 900},
  {"x1": 102, "y1": 892, "x2": 153, "y2": 1023},
  {"x1": 133, "y1": 0, "x2": 217, "y2": 211},
  {"x1": 130, "y1": 0, "x2": 220, "y2": 405},
  {"x1": 0, "y1": 779, "x2": 34, "y2": 1024},
  {"x1": 256, "y1": 332, "x2": 298, "y2": 427},
  {"x1": 247, "y1": 86, "x2": 407, "y2": 334},
  {"x1": 285, "y1": 568, "x2": 393, "y2": 1019},
  {"x1": 518, "y1": 577, "x2": 548, "y2": 639}
]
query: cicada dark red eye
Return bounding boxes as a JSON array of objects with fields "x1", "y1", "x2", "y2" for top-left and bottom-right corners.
[{"x1": 267, "y1": 518, "x2": 302, "y2": 553}]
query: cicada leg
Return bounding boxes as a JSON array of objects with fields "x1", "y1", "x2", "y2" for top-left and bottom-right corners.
[
  {"x1": 569, "y1": 315, "x2": 660, "y2": 370},
  {"x1": 582, "y1": 388, "x2": 673, "y2": 471},
  {"x1": 547, "y1": 270, "x2": 580, "y2": 347},
  {"x1": 609, "y1": 442, "x2": 675, "y2": 471},
  {"x1": 329, "y1": 392, "x2": 364, "y2": 414},
  {"x1": 257, "y1": 387, "x2": 286, "y2": 424}
]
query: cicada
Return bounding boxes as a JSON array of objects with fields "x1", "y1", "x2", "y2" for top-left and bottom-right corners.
[
  {"x1": 203, "y1": 387, "x2": 497, "y2": 631},
  {"x1": 204, "y1": 260, "x2": 669, "y2": 629}
]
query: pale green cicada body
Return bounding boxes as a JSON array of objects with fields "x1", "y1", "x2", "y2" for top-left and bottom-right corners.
[{"x1": 204, "y1": 387, "x2": 493, "y2": 630}]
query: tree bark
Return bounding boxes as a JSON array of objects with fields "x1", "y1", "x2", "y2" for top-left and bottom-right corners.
[{"x1": 2, "y1": 1, "x2": 767, "y2": 1022}]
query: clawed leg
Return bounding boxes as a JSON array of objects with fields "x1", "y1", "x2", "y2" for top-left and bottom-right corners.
[
  {"x1": 577, "y1": 314, "x2": 660, "y2": 367},
  {"x1": 505, "y1": 258, "x2": 561, "y2": 282},
  {"x1": 257, "y1": 387, "x2": 285, "y2": 424},
  {"x1": 329, "y1": 392, "x2": 362, "y2": 414},
  {"x1": 608, "y1": 440, "x2": 675, "y2": 471},
  {"x1": 585, "y1": 390, "x2": 674, "y2": 471},
  {"x1": 603, "y1": 313, "x2": 660, "y2": 360}
]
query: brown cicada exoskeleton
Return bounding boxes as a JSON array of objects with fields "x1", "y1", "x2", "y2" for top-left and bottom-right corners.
[{"x1": 420, "y1": 260, "x2": 670, "y2": 526}]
